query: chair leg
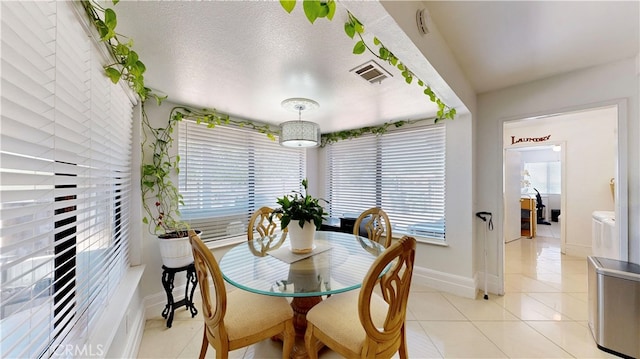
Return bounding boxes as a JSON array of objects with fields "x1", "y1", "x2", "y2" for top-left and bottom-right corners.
[
  {"x1": 304, "y1": 324, "x2": 319, "y2": 359},
  {"x1": 281, "y1": 319, "x2": 295, "y2": 359},
  {"x1": 199, "y1": 328, "x2": 209, "y2": 359},
  {"x1": 398, "y1": 324, "x2": 408, "y2": 359}
]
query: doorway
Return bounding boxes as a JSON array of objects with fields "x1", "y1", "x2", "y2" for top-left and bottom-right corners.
[
  {"x1": 501, "y1": 105, "x2": 620, "y2": 291},
  {"x1": 504, "y1": 145, "x2": 565, "y2": 245}
]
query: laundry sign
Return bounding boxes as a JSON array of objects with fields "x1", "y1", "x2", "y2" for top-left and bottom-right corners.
[{"x1": 511, "y1": 134, "x2": 551, "y2": 145}]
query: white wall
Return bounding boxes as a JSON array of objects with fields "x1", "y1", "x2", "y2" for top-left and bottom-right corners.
[
  {"x1": 477, "y1": 58, "x2": 640, "y2": 293},
  {"x1": 505, "y1": 107, "x2": 617, "y2": 255},
  {"x1": 315, "y1": 113, "x2": 476, "y2": 297}
]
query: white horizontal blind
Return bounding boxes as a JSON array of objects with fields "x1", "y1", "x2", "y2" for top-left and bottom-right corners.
[
  {"x1": 0, "y1": 2, "x2": 133, "y2": 357},
  {"x1": 178, "y1": 121, "x2": 305, "y2": 241},
  {"x1": 325, "y1": 123, "x2": 446, "y2": 240},
  {"x1": 524, "y1": 162, "x2": 561, "y2": 194}
]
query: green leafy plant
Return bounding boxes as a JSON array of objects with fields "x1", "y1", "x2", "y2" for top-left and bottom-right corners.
[
  {"x1": 270, "y1": 179, "x2": 328, "y2": 230},
  {"x1": 141, "y1": 106, "x2": 279, "y2": 236},
  {"x1": 320, "y1": 118, "x2": 423, "y2": 147}
]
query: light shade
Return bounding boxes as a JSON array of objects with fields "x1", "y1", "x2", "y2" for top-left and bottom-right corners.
[{"x1": 279, "y1": 120, "x2": 320, "y2": 147}]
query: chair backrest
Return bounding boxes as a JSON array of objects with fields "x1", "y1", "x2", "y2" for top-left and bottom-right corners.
[
  {"x1": 248, "y1": 206, "x2": 286, "y2": 241},
  {"x1": 359, "y1": 235, "x2": 416, "y2": 355},
  {"x1": 188, "y1": 230, "x2": 227, "y2": 336},
  {"x1": 248, "y1": 232, "x2": 287, "y2": 257},
  {"x1": 354, "y1": 207, "x2": 392, "y2": 248}
]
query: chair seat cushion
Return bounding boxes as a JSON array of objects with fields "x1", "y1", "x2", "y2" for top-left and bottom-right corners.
[
  {"x1": 225, "y1": 289, "x2": 293, "y2": 341},
  {"x1": 307, "y1": 290, "x2": 388, "y2": 353}
]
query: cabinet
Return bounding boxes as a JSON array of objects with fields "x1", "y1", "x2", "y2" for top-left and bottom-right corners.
[{"x1": 521, "y1": 197, "x2": 536, "y2": 238}]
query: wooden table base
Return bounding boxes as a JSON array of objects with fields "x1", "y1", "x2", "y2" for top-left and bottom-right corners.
[{"x1": 273, "y1": 296, "x2": 325, "y2": 359}]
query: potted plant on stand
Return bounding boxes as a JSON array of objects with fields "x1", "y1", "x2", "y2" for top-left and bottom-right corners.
[{"x1": 271, "y1": 179, "x2": 328, "y2": 254}]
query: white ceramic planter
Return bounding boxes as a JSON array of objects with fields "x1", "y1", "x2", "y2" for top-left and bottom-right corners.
[
  {"x1": 287, "y1": 221, "x2": 316, "y2": 254},
  {"x1": 157, "y1": 231, "x2": 199, "y2": 268}
]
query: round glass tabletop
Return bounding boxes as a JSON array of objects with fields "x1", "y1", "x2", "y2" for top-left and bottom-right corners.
[{"x1": 219, "y1": 231, "x2": 385, "y2": 297}]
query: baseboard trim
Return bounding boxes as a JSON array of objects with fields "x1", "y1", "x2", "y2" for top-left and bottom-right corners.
[
  {"x1": 412, "y1": 266, "x2": 476, "y2": 298},
  {"x1": 564, "y1": 243, "x2": 592, "y2": 258},
  {"x1": 475, "y1": 271, "x2": 503, "y2": 296}
]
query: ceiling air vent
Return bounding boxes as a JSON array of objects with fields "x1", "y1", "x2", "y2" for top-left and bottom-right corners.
[{"x1": 350, "y1": 60, "x2": 392, "y2": 84}]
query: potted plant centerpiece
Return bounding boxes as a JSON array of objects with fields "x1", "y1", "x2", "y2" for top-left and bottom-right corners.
[{"x1": 271, "y1": 179, "x2": 328, "y2": 254}]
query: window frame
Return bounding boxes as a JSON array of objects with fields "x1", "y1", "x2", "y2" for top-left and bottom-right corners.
[{"x1": 324, "y1": 122, "x2": 447, "y2": 242}]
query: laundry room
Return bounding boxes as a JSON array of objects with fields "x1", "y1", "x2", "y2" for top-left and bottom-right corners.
[{"x1": 503, "y1": 105, "x2": 617, "y2": 257}]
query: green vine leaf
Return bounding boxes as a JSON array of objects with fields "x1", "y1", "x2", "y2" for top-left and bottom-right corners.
[
  {"x1": 104, "y1": 8, "x2": 117, "y2": 31},
  {"x1": 105, "y1": 67, "x2": 121, "y2": 83},
  {"x1": 326, "y1": 1, "x2": 336, "y2": 20},
  {"x1": 303, "y1": 0, "x2": 320, "y2": 23},
  {"x1": 344, "y1": 22, "x2": 355, "y2": 38},
  {"x1": 280, "y1": 0, "x2": 296, "y2": 13},
  {"x1": 353, "y1": 40, "x2": 366, "y2": 54}
]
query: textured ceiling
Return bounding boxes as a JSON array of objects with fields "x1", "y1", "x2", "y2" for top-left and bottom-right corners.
[
  {"x1": 114, "y1": 1, "x2": 441, "y2": 133},
  {"x1": 425, "y1": 1, "x2": 639, "y2": 94},
  {"x1": 112, "y1": 1, "x2": 639, "y2": 132}
]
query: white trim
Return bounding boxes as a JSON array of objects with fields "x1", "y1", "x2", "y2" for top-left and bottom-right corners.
[
  {"x1": 498, "y1": 98, "x2": 630, "y2": 295},
  {"x1": 474, "y1": 271, "x2": 503, "y2": 297},
  {"x1": 412, "y1": 266, "x2": 476, "y2": 299},
  {"x1": 87, "y1": 265, "x2": 145, "y2": 359},
  {"x1": 115, "y1": 302, "x2": 146, "y2": 359},
  {"x1": 564, "y1": 243, "x2": 594, "y2": 258}
]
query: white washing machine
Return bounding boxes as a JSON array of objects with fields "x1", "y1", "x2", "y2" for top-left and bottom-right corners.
[{"x1": 592, "y1": 211, "x2": 618, "y2": 260}]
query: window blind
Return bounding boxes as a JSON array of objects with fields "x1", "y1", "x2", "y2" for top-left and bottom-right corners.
[
  {"x1": 524, "y1": 162, "x2": 561, "y2": 195},
  {"x1": 325, "y1": 123, "x2": 446, "y2": 240},
  {"x1": 0, "y1": 2, "x2": 134, "y2": 357},
  {"x1": 178, "y1": 121, "x2": 305, "y2": 241}
]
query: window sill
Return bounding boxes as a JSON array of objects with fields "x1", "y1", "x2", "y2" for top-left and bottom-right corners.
[
  {"x1": 205, "y1": 235, "x2": 246, "y2": 250},
  {"x1": 394, "y1": 235, "x2": 448, "y2": 247}
]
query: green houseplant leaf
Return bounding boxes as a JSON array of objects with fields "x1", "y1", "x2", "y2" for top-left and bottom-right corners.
[{"x1": 270, "y1": 179, "x2": 328, "y2": 230}]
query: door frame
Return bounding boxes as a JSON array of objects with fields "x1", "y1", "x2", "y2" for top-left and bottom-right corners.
[{"x1": 496, "y1": 99, "x2": 628, "y2": 295}]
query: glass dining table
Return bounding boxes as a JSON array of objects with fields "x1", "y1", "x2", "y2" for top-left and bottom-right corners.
[{"x1": 219, "y1": 230, "x2": 385, "y2": 358}]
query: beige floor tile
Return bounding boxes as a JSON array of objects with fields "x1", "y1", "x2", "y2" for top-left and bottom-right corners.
[
  {"x1": 499, "y1": 292, "x2": 569, "y2": 321},
  {"x1": 473, "y1": 321, "x2": 572, "y2": 358},
  {"x1": 398, "y1": 321, "x2": 442, "y2": 359},
  {"x1": 505, "y1": 273, "x2": 560, "y2": 293},
  {"x1": 526, "y1": 321, "x2": 618, "y2": 358},
  {"x1": 441, "y1": 293, "x2": 520, "y2": 321},
  {"x1": 410, "y1": 281, "x2": 441, "y2": 292},
  {"x1": 407, "y1": 292, "x2": 466, "y2": 321},
  {"x1": 526, "y1": 292, "x2": 589, "y2": 321},
  {"x1": 136, "y1": 318, "x2": 205, "y2": 358},
  {"x1": 419, "y1": 321, "x2": 507, "y2": 358},
  {"x1": 242, "y1": 339, "x2": 288, "y2": 359}
]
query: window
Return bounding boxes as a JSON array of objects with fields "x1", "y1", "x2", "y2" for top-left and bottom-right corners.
[
  {"x1": 178, "y1": 121, "x2": 306, "y2": 241},
  {"x1": 325, "y1": 123, "x2": 446, "y2": 241},
  {"x1": 0, "y1": 2, "x2": 133, "y2": 357},
  {"x1": 524, "y1": 162, "x2": 561, "y2": 194}
]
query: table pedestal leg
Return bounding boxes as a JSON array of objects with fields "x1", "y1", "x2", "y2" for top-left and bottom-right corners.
[{"x1": 289, "y1": 296, "x2": 323, "y2": 359}]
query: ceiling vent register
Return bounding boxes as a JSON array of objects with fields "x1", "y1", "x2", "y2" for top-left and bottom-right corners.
[{"x1": 350, "y1": 60, "x2": 392, "y2": 84}]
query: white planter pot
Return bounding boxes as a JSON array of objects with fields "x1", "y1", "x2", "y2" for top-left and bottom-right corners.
[
  {"x1": 287, "y1": 221, "x2": 316, "y2": 254},
  {"x1": 157, "y1": 231, "x2": 198, "y2": 268}
]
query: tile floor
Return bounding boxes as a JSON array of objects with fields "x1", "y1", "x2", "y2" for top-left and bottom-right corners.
[{"x1": 137, "y1": 223, "x2": 616, "y2": 358}]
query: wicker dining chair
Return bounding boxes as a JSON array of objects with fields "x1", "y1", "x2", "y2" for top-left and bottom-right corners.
[
  {"x1": 354, "y1": 207, "x2": 393, "y2": 248},
  {"x1": 248, "y1": 206, "x2": 286, "y2": 241},
  {"x1": 304, "y1": 235, "x2": 416, "y2": 359},
  {"x1": 188, "y1": 230, "x2": 295, "y2": 359}
]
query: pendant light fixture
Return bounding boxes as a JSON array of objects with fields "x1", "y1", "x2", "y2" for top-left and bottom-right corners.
[{"x1": 279, "y1": 98, "x2": 320, "y2": 148}]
